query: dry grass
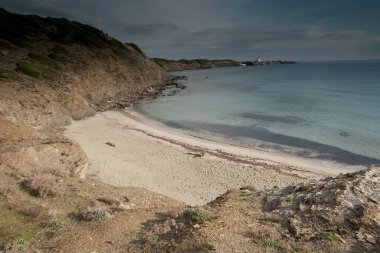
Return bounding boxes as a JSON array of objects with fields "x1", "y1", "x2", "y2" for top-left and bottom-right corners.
[
  {"x1": 15, "y1": 205, "x2": 45, "y2": 218},
  {"x1": 97, "y1": 197, "x2": 120, "y2": 206},
  {"x1": 22, "y1": 167, "x2": 68, "y2": 197},
  {"x1": 261, "y1": 213, "x2": 284, "y2": 223}
]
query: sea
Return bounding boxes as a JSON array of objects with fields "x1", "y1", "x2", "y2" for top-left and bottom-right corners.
[{"x1": 135, "y1": 60, "x2": 380, "y2": 166}]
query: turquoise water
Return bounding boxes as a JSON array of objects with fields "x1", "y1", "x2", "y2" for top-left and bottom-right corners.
[{"x1": 136, "y1": 61, "x2": 380, "y2": 166}]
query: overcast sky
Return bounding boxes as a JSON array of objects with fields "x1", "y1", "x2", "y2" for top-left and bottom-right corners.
[{"x1": 1, "y1": 0, "x2": 380, "y2": 61}]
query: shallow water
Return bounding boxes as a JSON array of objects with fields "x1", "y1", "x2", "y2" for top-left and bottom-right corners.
[{"x1": 136, "y1": 61, "x2": 380, "y2": 166}]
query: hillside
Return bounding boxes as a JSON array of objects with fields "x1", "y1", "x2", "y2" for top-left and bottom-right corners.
[
  {"x1": 152, "y1": 58, "x2": 240, "y2": 71},
  {"x1": 0, "y1": 9, "x2": 379, "y2": 253}
]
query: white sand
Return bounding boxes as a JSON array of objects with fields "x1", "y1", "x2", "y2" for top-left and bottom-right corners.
[{"x1": 64, "y1": 110, "x2": 363, "y2": 206}]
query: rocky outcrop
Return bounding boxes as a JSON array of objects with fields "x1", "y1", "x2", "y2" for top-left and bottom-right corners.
[
  {"x1": 152, "y1": 58, "x2": 240, "y2": 71},
  {"x1": 124, "y1": 167, "x2": 379, "y2": 253},
  {"x1": 263, "y1": 167, "x2": 379, "y2": 248}
]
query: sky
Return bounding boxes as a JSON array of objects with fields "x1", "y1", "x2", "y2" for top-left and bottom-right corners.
[{"x1": 1, "y1": 0, "x2": 380, "y2": 61}]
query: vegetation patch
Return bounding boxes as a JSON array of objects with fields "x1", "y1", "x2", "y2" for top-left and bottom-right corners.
[
  {"x1": 0, "y1": 200, "x2": 41, "y2": 248},
  {"x1": 49, "y1": 45, "x2": 69, "y2": 62},
  {"x1": 79, "y1": 207, "x2": 112, "y2": 221},
  {"x1": 0, "y1": 68, "x2": 12, "y2": 78},
  {"x1": 16, "y1": 61, "x2": 58, "y2": 79},
  {"x1": 28, "y1": 52, "x2": 58, "y2": 68},
  {"x1": 184, "y1": 207, "x2": 215, "y2": 223},
  {"x1": 262, "y1": 239, "x2": 287, "y2": 252},
  {"x1": 45, "y1": 17, "x2": 125, "y2": 50},
  {"x1": 44, "y1": 218, "x2": 64, "y2": 230},
  {"x1": 205, "y1": 243, "x2": 216, "y2": 251},
  {"x1": 40, "y1": 67, "x2": 59, "y2": 79},
  {"x1": 321, "y1": 231, "x2": 341, "y2": 241},
  {"x1": 22, "y1": 168, "x2": 67, "y2": 197},
  {"x1": 49, "y1": 52, "x2": 67, "y2": 62},
  {"x1": 16, "y1": 62, "x2": 40, "y2": 78}
]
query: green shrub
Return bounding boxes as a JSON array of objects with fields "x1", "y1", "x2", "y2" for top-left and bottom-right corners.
[
  {"x1": 16, "y1": 62, "x2": 40, "y2": 78},
  {"x1": 14, "y1": 238, "x2": 29, "y2": 248},
  {"x1": 16, "y1": 61, "x2": 58, "y2": 79},
  {"x1": 28, "y1": 52, "x2": 55, "y2": 65},
  {"x1": 262, "y1": 239, "x2": 287, "y2": 252},
  {"x1": 79, "y1": 207, "x2": 112, "y2": 221},
  {"x1": 40, "y1": 67, "x2": 58, "y2": 79},
  {"x1": 49, "y1": 52, "x2": 67, "y2": 62},
  {"x1": 322, "y1": 231, "x2": 341, "y2": 241},
  {"x1": 184, "y1": 207, "x2": 215, "y2": 223},
  {"x1": 0, "y1": 68, "x2": 12, "y2": 78},
  {"x1": 206, "y1": 243, "x2": 216, "y2": 251},
  {"x1": 44, "y1": 218, "x2": 64, "y2": 230}
]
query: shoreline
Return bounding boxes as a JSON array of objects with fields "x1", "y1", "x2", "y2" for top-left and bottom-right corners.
[
  {"x1": 64, "y1": 109, "x2": 363, "y2": 206},
  {"x1": 119, "y1": 109, "x2": 364, "y2": 176}
]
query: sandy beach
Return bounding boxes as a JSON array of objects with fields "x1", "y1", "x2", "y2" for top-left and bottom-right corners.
[{"x1": 64, "y1": 110, "x2": 363, "y2": 206}]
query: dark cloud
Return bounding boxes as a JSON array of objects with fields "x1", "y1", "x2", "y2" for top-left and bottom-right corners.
[{"x1": 1, "y1": 0, "x2": 379, "y2": 60}]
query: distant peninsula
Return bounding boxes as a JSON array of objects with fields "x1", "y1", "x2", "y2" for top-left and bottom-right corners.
[
  {"x1": 152, "y1": 58, "x2": 240, "y2": 71},
  {"x1": 152, "y1": 57, "x2": 295, "y2": 71}
]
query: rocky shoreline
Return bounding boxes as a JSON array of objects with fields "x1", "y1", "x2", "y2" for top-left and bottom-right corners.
[{"x1": 90, "y1": 75, "x2": 187, "y2": 111}]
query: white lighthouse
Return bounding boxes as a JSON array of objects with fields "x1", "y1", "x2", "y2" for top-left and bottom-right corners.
[{"x1": 254, "y1": 56, "x2": 262, "y2": 63}]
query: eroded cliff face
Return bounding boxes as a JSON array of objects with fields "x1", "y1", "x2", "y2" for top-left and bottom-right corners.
[
  {"x1": 0, "y1": 9, "x2": 169, "y2": 190},
  {"x1": 0, "y1": 8, "x2": 167, "y2": 129}
]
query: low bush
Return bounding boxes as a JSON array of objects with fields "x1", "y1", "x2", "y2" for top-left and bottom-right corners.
[
  {"x1": 22, "y1": 168, "x2": 67, "y2": 197},
  {"x1": 79, "y1": 207, "x2": 112, "y2": 221},
  {"x1": 0, "y1": 68, "x2": 12, "y2": 78},
  {"x1": 184, "y1": 207, "x2": 215, "y2": 223},
  {"x1": 16, "y1": 62, "x2": 40, "y2": 78},
  {"x1": 49, "y1": 52, "x2": 67, "y2": 62},
  {"x1": 28, "y1": 52, "x2": 57, "y2": 67},
  {"x1": 262, "y1": 239, "x2": 287, "y2": 252},
  {"x1": 44, "y1": 218, "x2": 64, "y2": 230}
]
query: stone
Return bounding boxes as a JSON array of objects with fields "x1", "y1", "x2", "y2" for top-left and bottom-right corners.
[
  {"x1": 355, "y1": 232, "x2": 364, "y2": 240},
  {"x1": 193, "y1": 224, "x2": 200, "y2": 229},
  {"x1": 241, "y1": 189, "x2": 252, "y2": 195},
  {"x1": 365, "y1": 234, "x2": 376, "y2": 244}
]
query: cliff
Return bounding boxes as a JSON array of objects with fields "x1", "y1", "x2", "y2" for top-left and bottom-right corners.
[
  {"x1": 0, "y1": 8, "x2": 168, "y2": 127},
  {"x1": 152, "y1": 58, "x2": 240, "y2": 71}
]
